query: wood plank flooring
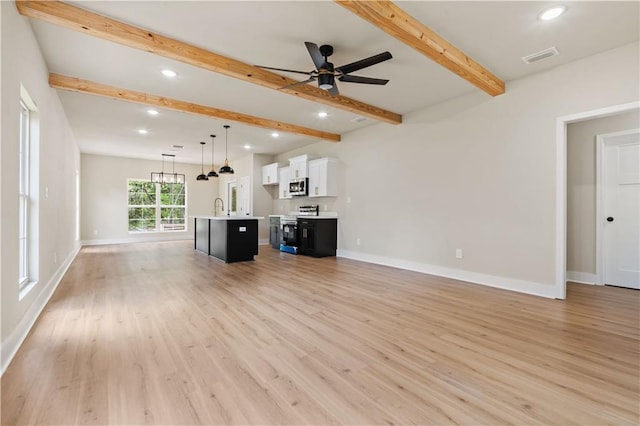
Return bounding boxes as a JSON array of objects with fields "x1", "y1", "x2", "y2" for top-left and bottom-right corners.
[{"x1": 2, "y1": 241, "x2": 638, "y2": 425}]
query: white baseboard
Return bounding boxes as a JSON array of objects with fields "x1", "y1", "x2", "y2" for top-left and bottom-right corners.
[
  {"x1": 337, "y1": 249, "x2": 562, "y2": 299},
  {"x1": 1, "y1": 244, "x2": 81, "y2": 376},
  {"x1": 259, "y1": 238, "x2": 270, "y2": 245},
  {"x1": 566, "y1": 271, "x2": 600, "y2": 285},
  {"x1": 81, "y1": 235, "x2": 192, "y2": 246}
]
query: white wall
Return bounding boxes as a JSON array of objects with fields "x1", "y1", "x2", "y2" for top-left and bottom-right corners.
[
  {"x1": 566, "y1": 110, "x2": 639, "y2": 282},
  {"x1": 1, "y1": 3, "x2": 81, "y2": 373},
  {"x1": 252, "y1": 154, "x2": 277, "y2": 243},
  {"x1": 217, "y1": 154, "x2": 272, "y2": 243},
  {"x1": 273, "y1": 42, "x2": 640, "y2": 299},
  {"x1": 81, "y1": 153, "x2": 219, "y2": 244}
]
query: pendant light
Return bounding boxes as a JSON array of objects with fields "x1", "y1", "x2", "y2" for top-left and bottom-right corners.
[
  {"x1": 219, "y1": 125, "x2": 234, "y2": 174},
  {"x1": 196, "y1": 141, "x2": 209, "y2": 181},
  {"x1": 151, "y1": 153, "x2": 185, "y2": 184},
  {"x1": 207, "y1": 134, "x2": 218, "y2": 178}
]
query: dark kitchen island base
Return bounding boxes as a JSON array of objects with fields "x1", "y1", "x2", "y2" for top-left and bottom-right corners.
[{"x1": 194, "y1": 216, "x2": 261, "y2": 263}]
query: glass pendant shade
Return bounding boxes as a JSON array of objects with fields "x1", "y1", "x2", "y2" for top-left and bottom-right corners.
[
  {"x1": 197, "y1": 141, "x2": 209, "y2": 181},
  {"x1": 207, "y1": 134, "x2": 218, "y2": 178},
  {"x1": 219, "y1": 125, "x2": 234, "y2": 174}
]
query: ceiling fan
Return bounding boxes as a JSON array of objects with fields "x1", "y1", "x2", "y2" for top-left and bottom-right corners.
[{"x1": 255, "y1": 42, "x2": 392, "y2": 96}]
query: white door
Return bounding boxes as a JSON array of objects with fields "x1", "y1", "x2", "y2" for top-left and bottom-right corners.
[
  {"x1": 238, "y1": 175, "x2": 251, "y2": 216},
  {"x1": 602, "y1": 130, "x2": 640, "y2": 289}
]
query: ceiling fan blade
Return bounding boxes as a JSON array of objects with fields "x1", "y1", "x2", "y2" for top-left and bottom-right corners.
[
  {"x1": 305, "y1": 41, "x2": 326, "y2": 70},
  {"x1": 254, "y1": 65, "x2": 313, "y2": 76},
  {"x1": 335, "y1": 51, "x2": 392, "y2": 75},
  {"x1": 338, "y1": 75, "x2": 389, "y2": 85},
  {"x1": 279, "y1": 77, "x2": 316, "y2": 91},
  {"x1": 327, "y1": 84, "x2": 339, "y2": 96}
]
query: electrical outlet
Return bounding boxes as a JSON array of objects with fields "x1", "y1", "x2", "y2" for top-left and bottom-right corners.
[
  {"x1": 347, "y1": 196, "x2": 351, "y2": 204},
  {"x1": 356, "y1": 238, "x2": 361, "y2": 246},
  {"x1": 93, "y1": 229, "x2": 98, "y2": 236},
  {"x1": 456, "y1": 249, "x2": 463, "y2": 259},
  {"x1": 324, "y1": 204, "x2": 327, "y2": 211},
  {"x1": 53, "y1": 251, "x2": 57, "y2": 265}
]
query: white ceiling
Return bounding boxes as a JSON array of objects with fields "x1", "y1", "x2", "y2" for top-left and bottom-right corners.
[{"x1": 26, "y1": 1, "x2": 640, "y2": 165}]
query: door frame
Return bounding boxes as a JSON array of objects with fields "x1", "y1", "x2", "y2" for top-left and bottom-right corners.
[
  {"x1": 555, "y1": 101, "x2": 639, "y2": 299},
  {"x1": 596, "y1": 129, "x2": 640, "y2": 286}
]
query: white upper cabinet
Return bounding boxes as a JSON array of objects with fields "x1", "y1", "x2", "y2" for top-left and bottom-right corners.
[
  {"x1": 289, "y1": 154, "x2": 310, "y2": 179},
  {"x1": 308, "y1": 157, "x2": 338, "y2": 197},
  {"x1": 278, "y1": 166, "x2": 292, "y2": 199},
  {"x1": 262, "y1": 162, "x2": 280, "y2": 185}
]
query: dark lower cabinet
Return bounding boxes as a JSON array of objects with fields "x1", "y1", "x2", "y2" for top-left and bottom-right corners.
[
  {"x1": 297, "y1": 218, "x2": 337, "y2": 257},
  {"x1": 269, "y1": 216, "x2": 281, "y2": 249},
  {"x1": 194, "y1": 217, "x2": 258, "y2": 263},
  {"x1": 210, "y1": 219, "x2": 258, "y2": 262}
]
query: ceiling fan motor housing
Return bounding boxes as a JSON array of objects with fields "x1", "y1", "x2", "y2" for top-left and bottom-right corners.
[{"x1": 319, "y1": 44, "x2": 333, "y2": 58}]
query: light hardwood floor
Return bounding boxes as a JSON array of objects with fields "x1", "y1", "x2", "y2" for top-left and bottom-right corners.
[{"x1": 2, "y1": 241, "x2": 638, "y2": 425}]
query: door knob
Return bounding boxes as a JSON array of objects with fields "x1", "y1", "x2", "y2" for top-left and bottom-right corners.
[{"x1": 606, "y1": 217, "x2": 614, "y2": 222}]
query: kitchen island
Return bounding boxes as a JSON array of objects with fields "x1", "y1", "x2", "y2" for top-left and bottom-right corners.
[{"x1": 194, "y1": 216, "x2": 264, "y2": 263}]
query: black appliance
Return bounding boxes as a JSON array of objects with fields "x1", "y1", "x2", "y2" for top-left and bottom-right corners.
[
  {"x1": 289, "y1": 178, "x2": 308, "y2": 196},
  {"x1": 279, "y1": 205, "x2": 319, "y2": 254},
  {"x1": 281, "y1": 218, "x2": 298, "y2": 246}
]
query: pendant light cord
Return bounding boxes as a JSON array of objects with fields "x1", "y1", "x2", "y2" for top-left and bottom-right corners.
[
  {"x1": 224, "y1": 125, "x2": 229, "y2": 162},
  {"x1": 200, "y1": 142, "x2": 205, "y2": 173}
]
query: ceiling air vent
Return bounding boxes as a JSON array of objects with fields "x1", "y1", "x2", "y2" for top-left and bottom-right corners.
[
  {"x1": 522, "y1": 47, "x2": 559, "y2": 64},
  {"x1": 172, "y1": 145, "x2": 184, "y2": 149},
  {"x1": 351, "y1": 116, "x2": 367, "y2": 123}
]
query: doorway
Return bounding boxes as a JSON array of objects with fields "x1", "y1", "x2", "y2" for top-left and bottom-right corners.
[
  {"x1": 556, "y1": 101, "x2": 640, "y2": 299},
  {"x1": 597, "y1": 129, "x2": 640, "y2": 289}
]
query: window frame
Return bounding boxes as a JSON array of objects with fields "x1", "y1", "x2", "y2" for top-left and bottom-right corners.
[
  {"x1": 19, "y1": 100, "x2": 30, "y2": 289},
  {"x1": 127, "y1": 179, "x2": 187, "y2": 233}
]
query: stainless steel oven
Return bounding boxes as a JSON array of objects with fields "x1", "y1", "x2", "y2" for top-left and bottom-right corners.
[{"x1": 281, "y1": 216, "x2": 298, "y2": 249}]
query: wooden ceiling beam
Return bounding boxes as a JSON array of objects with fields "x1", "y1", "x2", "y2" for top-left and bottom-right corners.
[
  {"x1": 335, "y1": 0, "x2": 505, "y2": 97},
  {"x1": 17, "y1": 0, "x2": 402, "y2": 125},
  {"x1": 49, "y1": 73, "x2": 341, "y2": 142}
]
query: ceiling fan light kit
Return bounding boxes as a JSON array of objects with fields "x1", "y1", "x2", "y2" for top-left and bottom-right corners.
[
  {"x1": 219, "y1": 125, "x2": 234, "y2": 174},
  {"x1": 255, "y1": 41, "x2": 392, "y2": 96}
]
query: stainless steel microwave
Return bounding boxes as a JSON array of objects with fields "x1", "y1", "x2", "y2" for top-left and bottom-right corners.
[{"x1": 289, "y1": 178, "x2": 308, "y2": 196}]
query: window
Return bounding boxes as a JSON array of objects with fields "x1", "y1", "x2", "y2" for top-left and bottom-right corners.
[
  {"x1": 128, "y1": 180, "x2": 186, "y2": 232},
  {"x1": 19, "y1": 86, "x2": 39, "y2": 295},
  {"x1": 19, "y1": 101, "x2": 30, "y2": 288},
  {"x1": 227, "y1": 181, "x2": 237, "y2": 216}
]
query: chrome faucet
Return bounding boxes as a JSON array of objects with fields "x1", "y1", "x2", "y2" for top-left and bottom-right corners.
[{"x1": 214, "y1": 197, "x2": 224, "y2": 216}]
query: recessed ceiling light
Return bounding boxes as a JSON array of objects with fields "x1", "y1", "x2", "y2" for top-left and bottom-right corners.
[
  {"x1": 147, "y1": 109, "x2": 159, "y2": 116},
  {"x1": 318, "y1": 111, "x2": 328, "y2": 118},
  {"x1": 161, "y1": 69, "x2": 177, "y2": 78},
  {"x1": 137, "y1": 129, "x2": 148, "y2": 135},
  {"x1": 539, "y1": 6, "x2": 566, "y2": 21},
  {"x1": 244, "y1": 144, "x2": 251, "y2": 150},
  {"x1": 271, "y1": 132, "x2": 279, "y2": 138}
]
